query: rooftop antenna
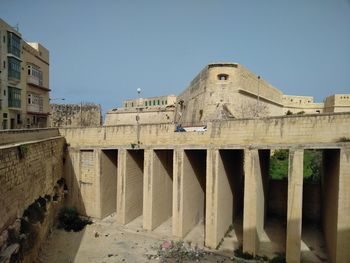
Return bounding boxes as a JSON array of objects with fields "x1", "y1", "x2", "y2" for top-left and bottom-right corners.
[{"x1": 12, "y1": 23, "x2": 19, "y2": 32}]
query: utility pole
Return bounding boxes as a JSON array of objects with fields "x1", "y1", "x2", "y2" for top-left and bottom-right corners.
[{"x1": 136, "y1": 88, "x2": 141, "y2": 145}]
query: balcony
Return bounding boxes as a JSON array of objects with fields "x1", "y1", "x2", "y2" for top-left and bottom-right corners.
[
  {"x1": 27, "y1": 75, "x2": 43, "y2": 87},
  {"x1": 27, "y1": 103, "x2": 42, "y2": 113}
]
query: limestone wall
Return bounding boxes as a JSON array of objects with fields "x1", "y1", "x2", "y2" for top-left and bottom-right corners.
[
  {"x1": 0, "y1": 137, "x2": 65, "y2": 233},
  {"x1": 0, "y1": 128, "x2": 59, "y2": 146},
  {"x1": 324, "y1": 94, "x2": 350, "y2": 113},
  {"x1": 50, "y1": 103, "x2": 102, "y2": 127},
  {"x1": 104, "y1": 107, "x2": 174, "y2": 126},
  {"x1": 175, "y1": 63, "x2": 285, "y2": 125},
  {"x1": 60, "y1": 112, "x2": 350, "y2": 148}
]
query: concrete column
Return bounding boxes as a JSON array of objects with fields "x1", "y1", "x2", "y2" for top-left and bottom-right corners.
[
  {"x1": 79, "y1": 149, "x2": 99, "y2": 218},
  {"x1": 286, "y1": 149, "x2": 304, "y2": 263},
  {"x1": 95, "y1": 149, "x2": 102, "y2": 218},
  {"x1": 336, "y1": 147, "x2": 350, "y2": 262},
  {"x1": 243, "y1": 149, "x2": 262, "y2": 255},
  {"x1": 143, "y1": 149, "x2": 153, "y2": 230},
  {"x1": 205, "y1": 148, "x2": 219, "y2": 248},
  {"x1": 116, "y1": 149, "x2": 127, "y2": 224},
  {"x1": 173, "y1": 148, "x2": 184, "y2": 237},
  {"x1": 144, "y1": 149, "x2": 173, "y2": 231}
]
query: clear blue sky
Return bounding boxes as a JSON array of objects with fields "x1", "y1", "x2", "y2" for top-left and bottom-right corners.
[{"x1": 1, "y1": 0, "x2": 349, "y2": 113}]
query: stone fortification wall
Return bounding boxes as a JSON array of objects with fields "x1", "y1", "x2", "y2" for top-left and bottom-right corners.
[
  {"x1": 104, "y1": 106, "x2": 174, "y2": 126},
  {"x1": 175, "y1": 63, "x2": 285, "y2": 125},
  {"x1": 324, "y1": 94, "x2": 350, "y2": 113},
  {"x1": 0, "y1": 137, "x2": 65, "y2": 233},
  {"x1": 282, "y1": 95, "x2": 324, "y2": 114},
  {"x1": 50, "y1": 103, "x2": 102, "y2": 127},
  {"x1": 0, "y1": 128, "x2": 59, "y2": 146},
  {"x1": 60, "y1": 112, "x2": 350, "y2": 148}
]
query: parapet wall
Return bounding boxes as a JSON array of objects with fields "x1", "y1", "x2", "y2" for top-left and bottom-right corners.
[
  {"x1": 0, "y1": 137, "x2": 65, "y2": 233},
  {"x1": 60, "y1": 112, "x2": 350, "y2": 148},
  {"x1": 0, "y1": 128, "x2": 59, "y2": 146},
  {"x1": 50, "y1": 103, "x2": 102, "y2": 127}
]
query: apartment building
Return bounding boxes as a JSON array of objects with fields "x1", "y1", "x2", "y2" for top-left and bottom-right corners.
[{"x1": 0, "y1": 18, "x2": 49, "y2": 129}]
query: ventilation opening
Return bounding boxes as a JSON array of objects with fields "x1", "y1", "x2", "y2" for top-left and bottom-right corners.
[{"x1": 218, "y1": 74, "x2": 229, "y2": 80}]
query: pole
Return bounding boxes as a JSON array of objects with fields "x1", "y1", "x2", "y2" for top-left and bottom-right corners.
[{"x1": 257, "y1": 75, "x2": 260, "y2": 117}]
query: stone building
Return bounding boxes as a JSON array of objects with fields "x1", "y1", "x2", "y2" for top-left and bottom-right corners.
[
  {"x1": 104, "y1": 95, "x2": 176, "y2": 126},
  {"x1": 0, "y1": 18, "x2": 50, "y2": 129},
  {"x1": 174, "y1": 62, "x2": 350, "y2": 126},
  {"x1": 50, "y1": 103, "x2": 102, "y2": 127},
  {"x1": 105, "y1": 63, "x2": 349, "y2": 127}
]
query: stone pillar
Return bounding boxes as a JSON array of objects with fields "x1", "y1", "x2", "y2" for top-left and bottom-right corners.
[
  {"x1": 116, "y1": 149, "x2": 127, "y2": 224},
  {"x1": 205, "y1": 148, "x2": 219, "y2": 248},
  {"x1": 143, "y1": 149, "x2": 153, "y2": 230},
  {"x1": 336, "y1": 147, "x2": 350, "y2": 262},
  {"x1": 286, "y1": 149, "x2": 304, "y2": 263},
  {"x1": 173, "y1": 148, "x2": 184, "y2": 237},
  {"x1": 243, "y1": 149, "x2": 263, "y2": 255}
]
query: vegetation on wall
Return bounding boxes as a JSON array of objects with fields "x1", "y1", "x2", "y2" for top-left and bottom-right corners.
[
  {"x1": 269, "y1": 149, "x2": 322, "y2": 182},
  {"x1": 57, "y1": 207, "x2": 92, "y2": 232}
]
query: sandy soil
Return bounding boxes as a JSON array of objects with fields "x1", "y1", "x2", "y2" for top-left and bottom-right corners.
[{"x1": 36, "y1": 214, "x2": 233, "y2": 263}]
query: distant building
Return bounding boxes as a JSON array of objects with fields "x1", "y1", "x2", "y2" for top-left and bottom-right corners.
[
  {"x1": 174, "y1": 62, "x2": 350, "y2": 126},
  {"x1": 105, "y1": 63, "x2": 350, "y2": 127},
  {"x1": 105, "y1": 95, "x2": 176, "y2": 126},
  {"x1": 50, "y1": 103, "x2": 102, "y2": 127},
  {"x1": 0, "y1": 18, "x2": 50, "y2": 129}
]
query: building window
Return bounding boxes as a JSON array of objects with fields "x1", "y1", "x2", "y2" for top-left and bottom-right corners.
[
  {"x1": 217, "y1": 74, "x2": 229, "y2": 80},
  {"x1": 153, "y1": 100, "x2": 155, "y2": 106},
  {"x1": 131, "y1": 102, "x2": 134, "y2": 107},
  {"x1": 145, "y1": 101, "x2": 147, "y2": 106},
  {"x1": 8, "y1": 86, "x2": 21, "y2": 108},
  {"x1": 28, "y1": 94, "x2": 32, "y2": 104},
  {"x1": 27, "y1": 64, "x2": 43, "y2": 86},
  {"x1": 3, "y1": 61, "x2": 5, "y2": 69},
  {"x1": 8, "y1": 57, "x2": 21, "y2": 80},
  {"x1": 157, "y1": 100, "x2": 160, "y2": 105},
  {"x1": 7, "y1": 32, "x2": 21, "y2": 58},
  {"x1": 165, "y1": 100, "x2": 167, "y2": 105}
]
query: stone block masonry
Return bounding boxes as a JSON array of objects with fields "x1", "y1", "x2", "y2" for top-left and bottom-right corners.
[{"x1": 0, "y1": 137, "x2": 65, "y2": 233}]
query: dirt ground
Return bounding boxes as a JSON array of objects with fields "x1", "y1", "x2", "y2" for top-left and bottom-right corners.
[{"x1": 36, "y1": 214, "x2": 235, "y2": 263}]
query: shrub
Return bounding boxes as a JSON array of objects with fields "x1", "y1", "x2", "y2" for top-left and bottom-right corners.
[
  {"x1": 234, "y1": 246, "x2": 254, "y2": 260},
  {"x1": 58, "y1": 207, "x2": 92, "y2": 232},
  {"x1": 338, "y1": 136, "x2": 350, "y2": 142},
  {"x1": 23, "y1": 200, "x2": 46, "y2": 224},
  {"x1": 269, "y1": 253, "x2": 286, "y2": 263},
  {"x1": 20, "y1": 218, "x2": 37, "y2": 252}
]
